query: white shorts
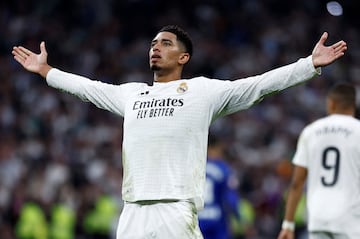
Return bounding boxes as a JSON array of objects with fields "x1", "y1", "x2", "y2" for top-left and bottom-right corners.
[
  {"x1": 310, "y1": 231, "x2": 359, "y2": 239},
  {"x1": 116, "y1": 200, "x2": 204, "y2": 239}
]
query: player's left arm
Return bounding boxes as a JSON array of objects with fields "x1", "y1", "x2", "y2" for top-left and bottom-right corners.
[
  {"x1": 311, "y1": 32, "x2": 347, "y2": 68},
  {"x1": 211, "y1": 32, "x2": 347, "y2": 118}
]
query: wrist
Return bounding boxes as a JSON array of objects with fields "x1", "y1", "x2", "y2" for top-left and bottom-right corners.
[
  {"x1": 312, "y1": 54, "x2": 318, "y2": 68},
  {"x1": 282, "y1": 220, "x2": 295, "y2": 232},
  {"x1": 39, "y1": 64, "x2": 52, "y2": 79}
]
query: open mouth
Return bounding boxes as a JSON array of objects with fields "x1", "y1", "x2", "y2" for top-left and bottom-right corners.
[
  {"x1": 150, "y1": 54, "x2": 161, "y2": 64},
  {"x1": 151, "y1": 54, "x2": 161, "y2": 59}
]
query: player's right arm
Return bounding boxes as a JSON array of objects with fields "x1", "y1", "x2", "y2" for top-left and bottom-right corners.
[
  {"x1": 277, "y1": 165, "x2": 307, "y2": 239},
  {"x1": 12, "y1": 42, "x2": 129, "y2": 116}
]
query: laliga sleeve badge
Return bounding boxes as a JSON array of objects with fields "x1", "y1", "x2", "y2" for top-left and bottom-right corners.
[{"x1": 177, "y1": 82, "x2": 188, "y2": 93}]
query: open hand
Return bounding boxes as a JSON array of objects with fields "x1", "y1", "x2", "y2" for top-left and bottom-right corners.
[
  {"x1": 12, "y1": 41, "x2": 51, "y2": 78},
  {"x1": 312, "y1": 32, "x2": 347, "y2": 68}
]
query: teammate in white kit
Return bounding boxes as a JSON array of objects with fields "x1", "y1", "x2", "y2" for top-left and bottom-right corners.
[
  {"x1": 12, "y1": 25, "x2": 347, "y2": 239},
  {"x1": 278, "y1": 83, "x2": 360, "y2": 239}
]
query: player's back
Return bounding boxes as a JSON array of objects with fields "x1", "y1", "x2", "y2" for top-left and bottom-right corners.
[{"x1": 302, "y1": 114, "x2": 360, "y2": 232}]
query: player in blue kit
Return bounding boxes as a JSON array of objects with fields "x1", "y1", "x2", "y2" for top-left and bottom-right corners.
[
  {"x1": 199, "y1": 134, "x2": 240, "y2": 239},
  {"x1": 12, "y1": 25, "x2": 346, "y2": 239}
]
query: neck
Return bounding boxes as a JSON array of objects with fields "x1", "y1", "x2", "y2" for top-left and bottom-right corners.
[
  {"x1": 330, "y1": 108, "x2": 355, "y2": 116},
  {"x1": 207, "y1": 147, "x2": 223, "y2": 159},
  {"x1": 153, "y1": 68, "x2": 183, "y2": 83}
]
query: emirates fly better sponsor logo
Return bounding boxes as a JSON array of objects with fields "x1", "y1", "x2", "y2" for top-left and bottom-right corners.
[{"x1": 133, "y1": 98, "x2": 184, "y2": 119}]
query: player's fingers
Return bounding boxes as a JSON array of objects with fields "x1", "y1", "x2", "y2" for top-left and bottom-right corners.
[
  {"x1": 13, "y1": 55, "x2": 25, "y2": 65},
  {"x1": 13, "y1": 46, "x2": 29, "y2": 59},
  {"x1": 333, "y1": 40, "x2": 347, "y2": 52},
  {"x1": 18, "y1": 46, "x2": 33, "y2": 57},
  {"x1": 12, "y1": 47, "x2": 26, "y2": 61},
  {"x1": 332, "y1": 45, "x2": 347, "y2": 59},
  {"x1": 40, "y1": 41, "x2": 47, "y2": 55},
  {"x1": 332, "y1": 40, "x2": 346, "y2": 49},
  {"x1": 335, "y1": 47, "x2": 346, "y2": 56},
  {"x1": 334, "y1": 50, "x2": 345, "y2": 59},
  {"x1": 318, "y1": 32, "x2": 328, "y2": 45}
]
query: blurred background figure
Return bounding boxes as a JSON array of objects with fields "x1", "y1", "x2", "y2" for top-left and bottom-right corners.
[
  {"x1": 278, "y1": 83, "x2": 360, "y2": 239},
  {"x1": 199, "y1": 133, "x2": 241, "y2": 239}
]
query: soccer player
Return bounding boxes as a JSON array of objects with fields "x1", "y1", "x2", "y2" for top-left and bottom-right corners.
[
  {"x1": 198, "y1": 134, "x2": 240, "y2": 239},
  {"x1": 278, "y1": 83, "x2": 360, "y2": 239},
  {"x1": 12, "y1": 25, "x2": 346, "y2": 239}
]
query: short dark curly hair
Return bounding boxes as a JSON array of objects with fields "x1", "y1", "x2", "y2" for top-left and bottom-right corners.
[{"x1": 158, "y1": 25, "x2": 193, "y2": 57}]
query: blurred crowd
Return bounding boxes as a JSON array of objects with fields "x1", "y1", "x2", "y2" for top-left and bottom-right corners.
[{"x1": 0, "y1": 0, "x2": 359, "y2": 238}]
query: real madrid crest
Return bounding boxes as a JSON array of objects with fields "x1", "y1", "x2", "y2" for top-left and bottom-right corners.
[{"x1": 177, "y1": 82, "x2": 188, "y2": 93}]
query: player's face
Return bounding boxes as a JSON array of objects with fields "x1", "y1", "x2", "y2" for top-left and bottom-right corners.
[{"x1": 149, "y1": 31, "x2": 187, "y2": 72}]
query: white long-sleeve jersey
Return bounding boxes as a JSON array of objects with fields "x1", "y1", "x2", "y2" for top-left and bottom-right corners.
[
  {"x1": 47, "y1": 56, "x2": 318, "y2": 210},
  {"x1": 293, "y1": 114, "x2": 360, "y2": 234}
]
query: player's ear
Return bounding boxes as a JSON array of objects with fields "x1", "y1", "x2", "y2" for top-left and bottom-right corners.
[{"x1": 178, "y1": 53, "x2": 190, "y2": 65}]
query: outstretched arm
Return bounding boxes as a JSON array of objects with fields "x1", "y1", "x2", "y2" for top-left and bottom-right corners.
[
  {"x1": 312, "y1": 32, "x2": 347, "y2": 68},
  {"x1": 12, "y1": 41, "x2": 52, "y2": 78},
  {"x1": 12, "y1": 41, "x2": 128, "y2": 116}
]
